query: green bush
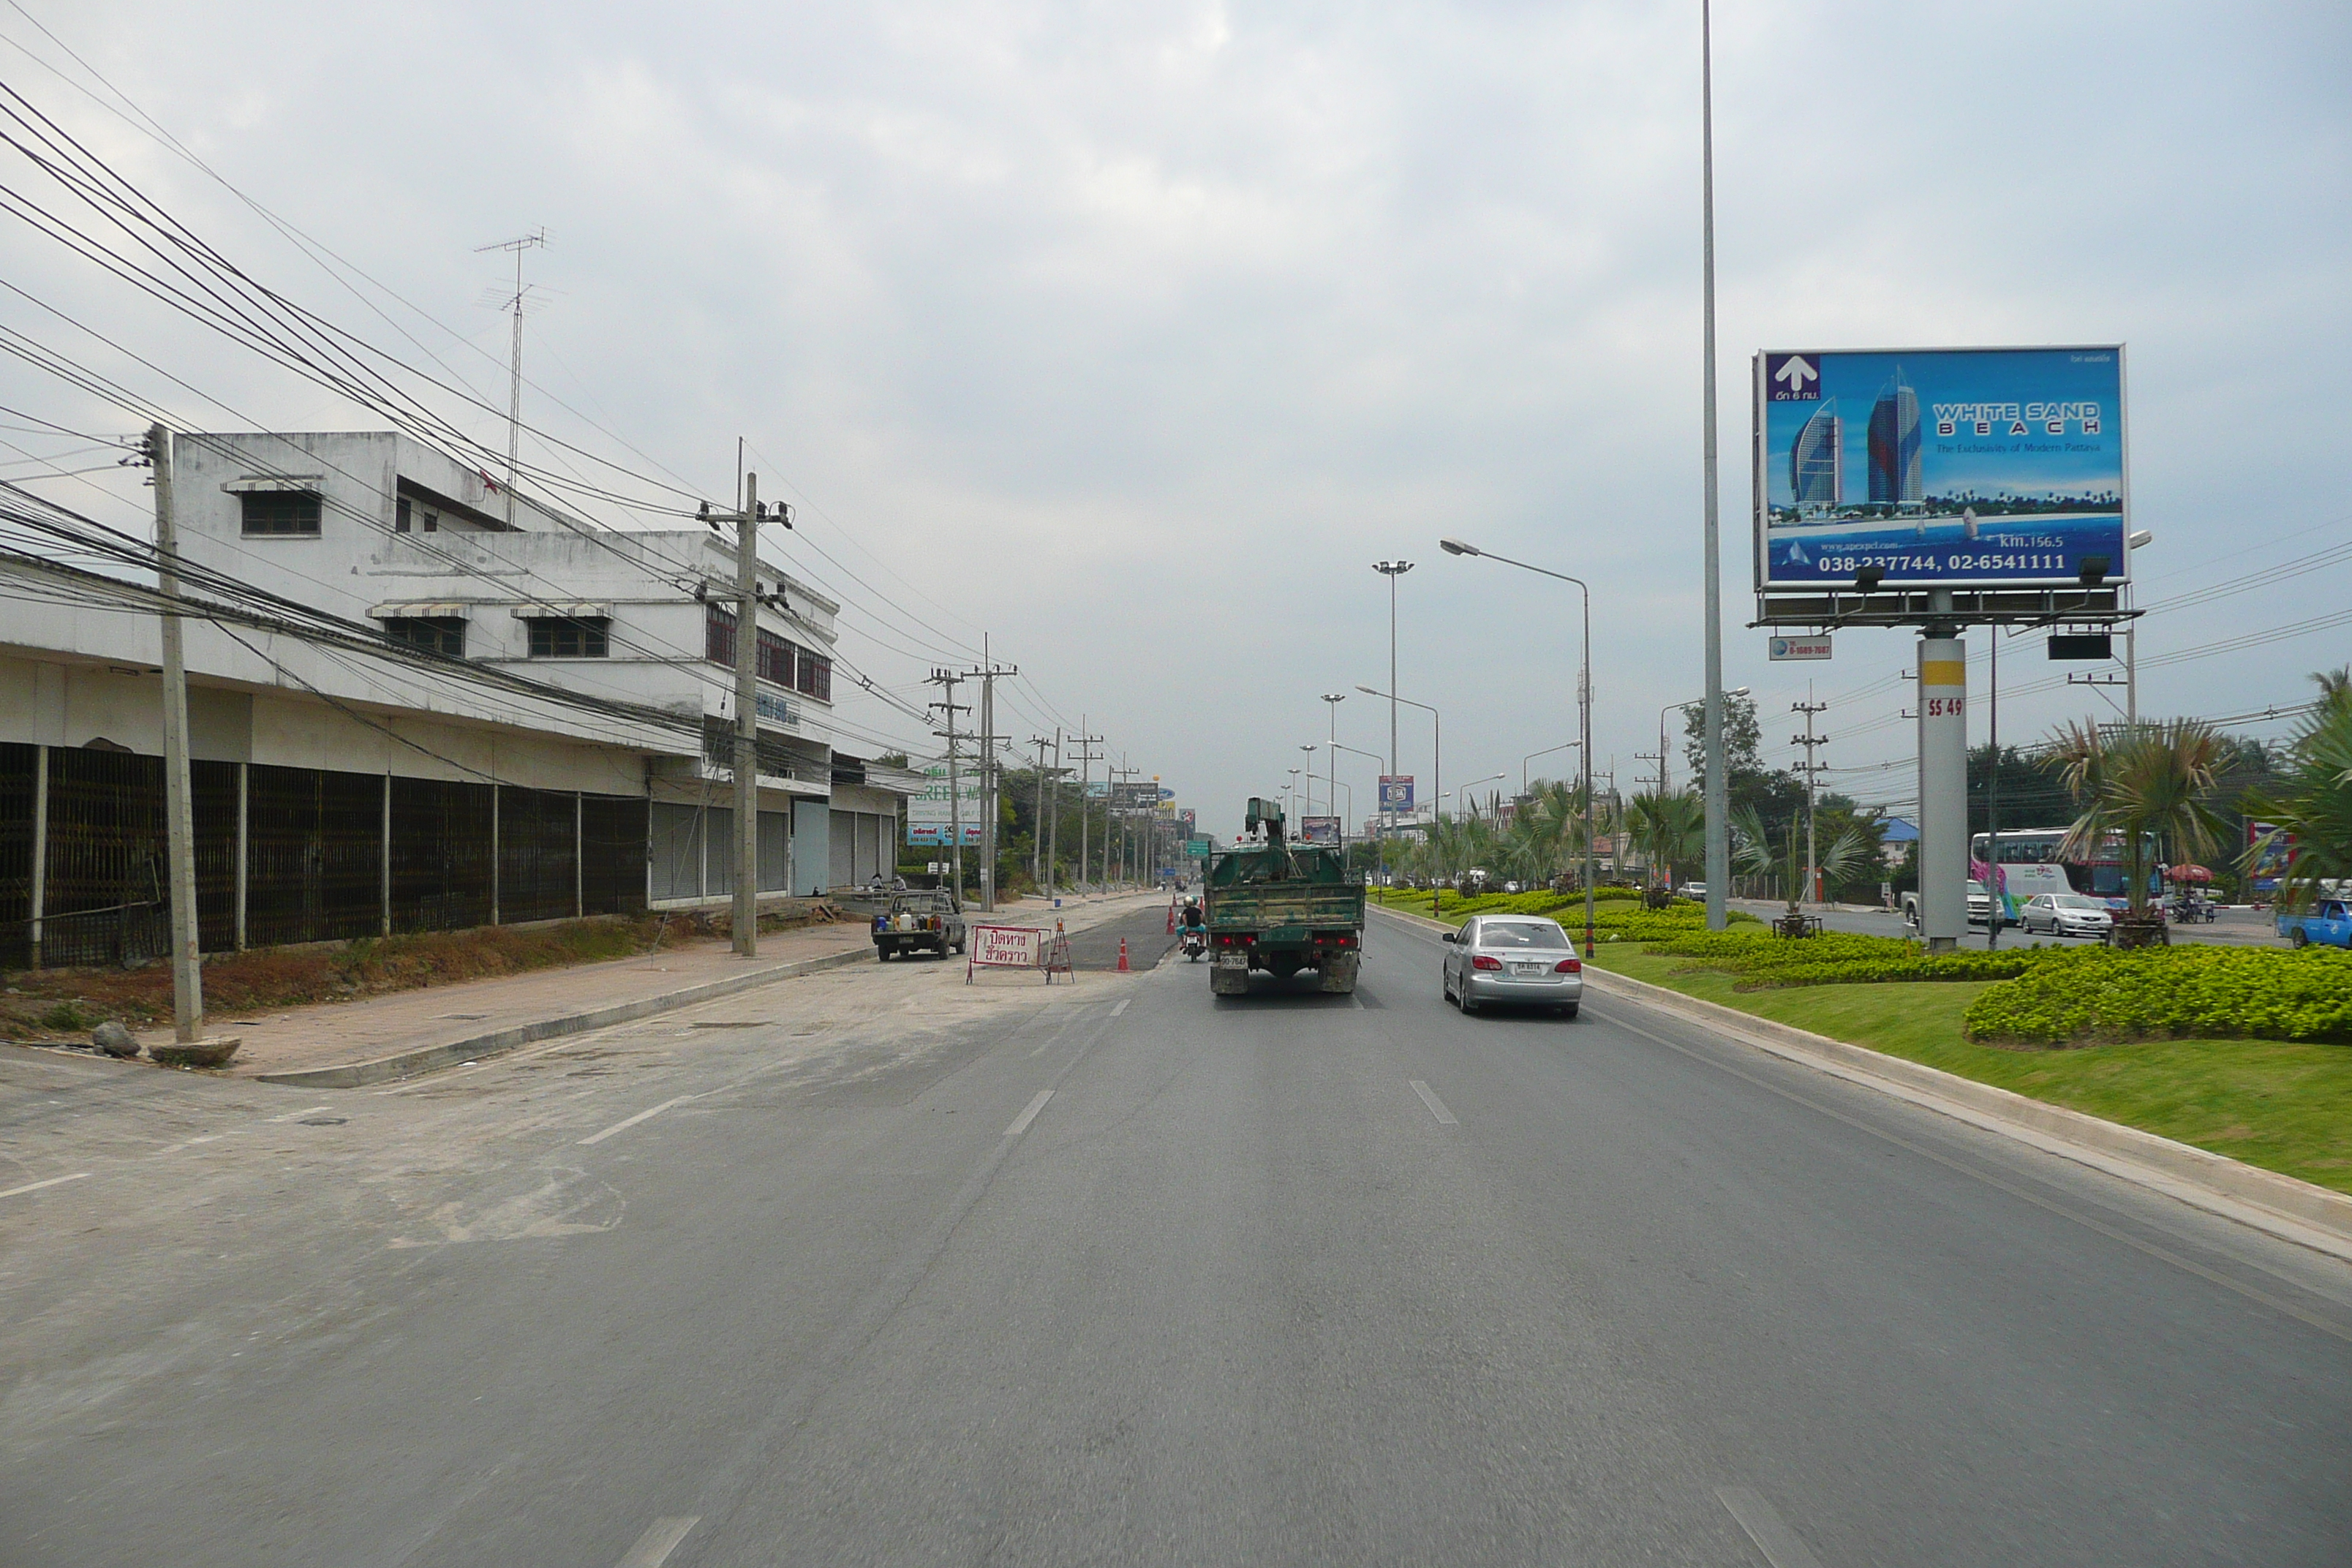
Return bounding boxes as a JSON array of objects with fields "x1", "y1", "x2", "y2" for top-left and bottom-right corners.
[
  {"x1": 1963, "y1": 946, "x2": 2352, "y2": 1045},
  {"x1": 1371, "y1": 886, "x2": 1759, "y2": 941},
  {"x1": 1645, "y1": 929, "x2": 2056, "y2": 988}
]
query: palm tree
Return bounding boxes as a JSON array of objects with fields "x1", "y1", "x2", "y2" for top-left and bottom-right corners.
[
  {"x1": 2046, "y1": 716, "x2": 2231, "y2": 918},
  {"x1": 1730, "y1": 802, "x2": 1872, "y2": 915},
  {"x1": 1624, "y1": 789, "x2": 1704, "y2": 889},
  {"x1": 2239, "y1": 669, "x2": 2352, "y2": 911}
]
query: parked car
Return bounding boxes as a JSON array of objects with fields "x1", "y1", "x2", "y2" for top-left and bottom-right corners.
[
  {"x1": 2278, "y1": 898, "x2": 2352, "y2": 950},
  {"x1": 1966, "y1": 879, "x2": 1990, "y2": 925},
  {"x1": 1678, "y1": 883, "x2": 1706, "y2": 902},
  {"x1": 872, "y1": 889, "x2": 966, "y2": 960},
  {"x1": 2020, "y1": 893, "x2": 2114, "y2": 940},
  {"x1": 1441, "y1": 914, "x2": 1583, "y2": 1018}
]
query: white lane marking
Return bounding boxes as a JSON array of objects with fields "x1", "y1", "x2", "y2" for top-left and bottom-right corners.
[
  {"x1": 1003, "y1": 1089, "x2": 1054, "y2": 1139},
  {"x1": 1408, "y1": 1080, "x2": 1457, "y2": 1126},
  {"x1": 265, "y1": 1105, "x2": 335, "y2": 1123},
  {"x1": 578, "y1": 1095, "x2": 696, "y2": 1146},
  {"x1": 616, "y1": 1515, "x2": 699, "y2": 1567},
  {"x1": 1716, "y1": 1487, "x2": 1825, "y2": 1568},
  {"x1": 1110, "y1": 998, "x2": 1130, "y2": 1017},
  {"x1": 0, "y1": 1172, "x2": 88, "y2": 1200}
]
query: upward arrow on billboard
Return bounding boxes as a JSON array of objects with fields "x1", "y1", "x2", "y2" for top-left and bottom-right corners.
[{"x1": 1774, "y1": 355, "x2": 1817, "y2": 395}]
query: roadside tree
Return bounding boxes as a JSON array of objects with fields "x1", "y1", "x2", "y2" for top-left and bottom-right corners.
[{"x1": 2239, "y1": 668, "x2": 2352, "y2": 913}]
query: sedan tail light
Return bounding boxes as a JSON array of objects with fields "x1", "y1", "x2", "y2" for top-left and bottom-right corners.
[
  {"x1": 1470, "y1": 954, "x2": 1503, "y2": 970},
  {"x1": 1554, "y1": 958, "x2": 1582, "y2": 973}
]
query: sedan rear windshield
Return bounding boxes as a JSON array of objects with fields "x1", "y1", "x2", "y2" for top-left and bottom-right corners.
[{"x1": 1479, "y1": 921, "x2": 1568, "y2": 949}]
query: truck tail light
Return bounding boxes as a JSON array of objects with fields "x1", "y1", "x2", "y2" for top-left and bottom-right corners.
[
  {"x1": 1554, "y1": 958, "x2": 1582, "y2": 973},
  {"x1": 1471, "y1": 954, "x2": 1502, "y2": 970}
]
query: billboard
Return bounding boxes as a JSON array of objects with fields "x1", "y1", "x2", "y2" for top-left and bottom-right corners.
[
  {"x1": 1756, "y1": 346, "x2": 2126, "y2": 591},
  {"x1": 1300, "y1": 815, "x2": 1341, "y2": 845},
  {"x1": 906, "y1": 757, "x2": 983, "y2": 846},
  {"x1": 1379, "y1": 775, "x2": 1414, "y2": 812}
]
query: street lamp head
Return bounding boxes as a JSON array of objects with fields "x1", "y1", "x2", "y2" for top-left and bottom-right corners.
[
  {"x1": 1372, "y1": 559, "x2": 1414, "y2": 576},
  {"x1": 1729, "y1": 685, "x2": 1751, "y2": 698},
  {"x1": 1322, "y1": 693, "x2": 1345, "y2": 704},
  {"x1": 2128, "y1": 529, "x2": 2153, "y2": 549},
  {"x1": 1438, "y1": 538, "x2": 1480, "y2": 557},
  {"x1": 1354, "y1": 684, "x2": 1380, "y2": 697}
]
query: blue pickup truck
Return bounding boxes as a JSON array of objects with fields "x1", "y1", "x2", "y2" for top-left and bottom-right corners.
[{"x1": 2278, "y1": 897, "x2": 2352, "y2": 949}]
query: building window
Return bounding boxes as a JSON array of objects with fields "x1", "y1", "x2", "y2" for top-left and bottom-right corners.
[
  {"x1": 796, "y1": 651, "x2": 832, "y2": 702},
  {"x1": 527, "y1": 617, "x2": 608, "y2": 658},
  {"x1": 396, "y1": 497, "x2": 412, "y2": 532},
  {"x1": 758, "y1": 627, "x2": 794, "y2": 687},
  {"x1": 383, "y1": 617, "x2": 466, "y2": 657},
  {"x1": 705, "y1": 603, "x2": 736, "y2": 666},
  {"x1": 241, "y1": 490, "x2": 322, "y2": 535}
]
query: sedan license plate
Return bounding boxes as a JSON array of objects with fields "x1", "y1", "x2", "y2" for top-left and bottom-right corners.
[{"x1": 1510, "y1": 961, "x2": 1545, "y2": 976}]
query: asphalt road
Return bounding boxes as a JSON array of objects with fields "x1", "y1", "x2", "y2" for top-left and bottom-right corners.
[{"x1": 4, "y1": 910, "x2": 2348, "y2": 1566}]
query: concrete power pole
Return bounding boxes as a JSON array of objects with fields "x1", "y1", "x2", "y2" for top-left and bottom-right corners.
[
  {"x1": 927, "y1": 671, "x2": 970, "y2": 900},
  {"x1": 150, "y1": 426, "x2": 204, "y2": 1043},
  {"x1": 968, "y1": 649, "x2": 1017, "y2": 913},
  {"x1": 732, "y1": 473, "x2": 760, "y2": 955},
  {"x1": 1793, "y1": 691, "x2": 1828, "y2": 905},
  {"x1": 1069, "y1": 721, "x2": 1104, "y2": 892}
]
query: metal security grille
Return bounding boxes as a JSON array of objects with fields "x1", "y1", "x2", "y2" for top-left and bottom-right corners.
[
  {"x1": 40, "y1": 747, "x2": 167, "y2": 967},
  {"x1": 192, "y1": 761, "x2": 237, "y2": 953},
  {"x1": 390, "y1": 777, "x2": 494, "y2": 932},
  {"x1": 580, "y1": 795, "x2": 649, "y2": 915},
  {"x1": 245, "y1": 765, "x2": 383, "y2": 947},
  {"x1": 0, "y1": 743, "x2": 32, "y2": 969},
  {"x1": 497, "y1": 785, "x2": 578, "y2": 924}
]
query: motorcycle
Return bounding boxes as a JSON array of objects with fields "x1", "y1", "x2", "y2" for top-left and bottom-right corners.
[{"x1": 1180, "y1": 926, "x2": 1208, "y2": 962}]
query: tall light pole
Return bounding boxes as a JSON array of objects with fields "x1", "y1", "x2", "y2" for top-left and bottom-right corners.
[
  {"x1": 1299, "y1": 744, "x2": 1318, "y2": 818},
  {"x1": 1698, "y1": 0, "x2": 1729, "y2": 932},
  {"x1": 1439, "y1": 538, "x2": 1598, "y2": 955},
  {"x1": 1659, "y1": 685, "x2": 1750, "y2": 799},
  {"x1": 1322, "y1": 693, "x2": 1346, "y2": 853},
  {"x1": 1523, "y1": 739, "x2": 1580, "y2": 798},
  {"x1": 1372, "y1": 561, "x2": 1414, "y2": 859},
  {"x1": 1331, "y1": 740, "x2": 1387, "y2": 878}
]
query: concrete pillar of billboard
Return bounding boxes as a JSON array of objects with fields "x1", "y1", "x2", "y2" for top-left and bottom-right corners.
[{"x1": 1916, "y1": 629, "x2": 1968, "y2": 953}]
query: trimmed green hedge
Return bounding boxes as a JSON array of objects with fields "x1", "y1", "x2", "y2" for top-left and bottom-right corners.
[
  {"x1": 1644, "y1": 929, "x2": 2053, "y2": 988},
  {"x1": 1370, "y1": 888, "x2": 1757, "y2": 941},
  {"x1": 1963, "y1": 946, "x2": 2352, "y2": 1046}
]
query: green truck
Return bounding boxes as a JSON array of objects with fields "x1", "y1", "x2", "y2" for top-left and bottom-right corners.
[{"x1": 1202, "y1": 799, "x2": 1365, "y2": 995}]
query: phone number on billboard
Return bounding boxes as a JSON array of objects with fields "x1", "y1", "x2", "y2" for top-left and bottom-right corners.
[{"x1": 1815, "y1": 554, "x2": 2073, "y2": 574}]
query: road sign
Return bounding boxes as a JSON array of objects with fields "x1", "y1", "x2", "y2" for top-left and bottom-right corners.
[
  {"x1": 1186, "y1": 837, "x2": 1211, "y2": 858},
  {"x1": 1768, "y1": 636, "x2": 1833, "y2": 661},
  {"x1": 1755, "y1": 346, "x2": 2127, "y2": 592}
]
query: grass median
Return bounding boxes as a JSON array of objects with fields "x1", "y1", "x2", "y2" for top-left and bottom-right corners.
[{"x1": 1578, "y1": 941, "x2": 2352, "y2": 1198}]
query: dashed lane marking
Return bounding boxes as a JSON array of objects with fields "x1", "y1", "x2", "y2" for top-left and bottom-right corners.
[
  {"x1": 1003, "y1": 1090, "x2": 1054, "y2": 1139},
  {"x1": 1110, "y1": 998, "x2": 1130, "y2": 1017},
  {"x1": 1716, "y1": 1486, "x2": 1825, "y2": 1568},
  {"x1": 264, "y1": 1105, "x2": 336, "y2": 1123},
  {"x1": 0, "y1": 1172, "x2": 88, "y2": 1200},
  {"x1": 1408, "y1": 1080, "x2": 1457, "y2": 1126},
  {"x1": 615, "y1": 1515, "x2": 699, "y2": 1567},
  {"x1": 578, "y1": 1095, "x2": 697, "y2": 1146}
]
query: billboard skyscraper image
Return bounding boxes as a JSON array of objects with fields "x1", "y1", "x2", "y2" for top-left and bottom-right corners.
[
  {"x1": 1866, "y1": 369, "x2": 1923, "y2": 506},
  {"x1": 1790, "y1": 402, "x2": 1842, "y2": 512},
  {"x1": 1754, "y1": 346, "x2": 2127, "y2": 591}
]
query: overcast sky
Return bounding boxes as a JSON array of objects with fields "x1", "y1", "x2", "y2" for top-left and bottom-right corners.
[{"x1": 6, "y1": 0, "x2": 2348, "y2": 837}]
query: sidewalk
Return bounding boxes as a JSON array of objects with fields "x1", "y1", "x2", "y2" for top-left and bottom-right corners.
[{"x1": 124, "y1": 887, "x2": 1171, "y2": 1089}]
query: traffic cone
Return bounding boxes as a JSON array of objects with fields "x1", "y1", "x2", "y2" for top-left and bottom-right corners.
[
  {"x1": 1166, "y1": 904, "x2": 1175, "y2": 933},
  {"x1": 1117, "y1": 937, "x2": 1131, "y2": 972}
]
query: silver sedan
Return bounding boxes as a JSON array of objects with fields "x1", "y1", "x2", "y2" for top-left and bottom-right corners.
[
  {"x1": 2020, "y1": 892, "x2": 2114, "y2": 939},
  {"x1": 1442, "y1": 915, "x2": 1584, "y2": 1018}
]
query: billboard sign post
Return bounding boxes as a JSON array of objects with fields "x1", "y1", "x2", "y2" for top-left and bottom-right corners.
[
  {"x1": 1378, "y1": 775, "x2": 1414, "y2": 814},
  {"x1": 1756, "y1": 346, "x2": 2126, "y2": 595}
]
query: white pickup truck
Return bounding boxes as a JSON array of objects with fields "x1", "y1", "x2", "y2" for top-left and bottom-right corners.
[{"x1": 1900, "y1": 881, "x2": 1990, "y2": 932}]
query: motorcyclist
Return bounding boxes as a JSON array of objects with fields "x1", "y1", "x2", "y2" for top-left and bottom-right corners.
[{"x1": 1180, "y1": 897, "x2": 1207, "y2": 934}]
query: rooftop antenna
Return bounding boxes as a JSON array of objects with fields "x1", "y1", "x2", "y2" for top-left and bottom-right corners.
[{"x1": 476, "y1": 228, "x2": 547, "y2": 528}]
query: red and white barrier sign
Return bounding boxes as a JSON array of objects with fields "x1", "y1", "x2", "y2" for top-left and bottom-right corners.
[{"x1": 965, "y1": 923, "x2": 1043, "y2": 981}]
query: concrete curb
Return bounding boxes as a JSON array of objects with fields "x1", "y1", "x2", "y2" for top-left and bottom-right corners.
[
  {"x1": 255, "y1": 944, "x2": 876, "y2": 1090},
  {"x1": 1369, "y1": 905, "x2": 2352, "y2": 1262}
]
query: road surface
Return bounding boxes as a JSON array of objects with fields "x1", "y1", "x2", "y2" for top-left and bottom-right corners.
[{"x1": 3, "y1": 910, "x2": 2345, "y2": 1565}]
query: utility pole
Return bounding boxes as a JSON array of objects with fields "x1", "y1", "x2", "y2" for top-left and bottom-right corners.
[
  {"x1": 1030, "y1": 735, "x2": 1055, "y2": 892},
  {"x1": 1698, "y1": 0, "x2": 1729, "y2": 933},
  {"x1": 476, "y1": 229, "x2": 546, "y2": 529},
  {"x1": 1070, "y1": 720, "x2": 1103, "y2": 891},
  {"x1": 1792, "y1": 690, "x2": 1828, "y2": 905},
  {"x1": 1110, "y1": 766, "x2": 1139, "y2": 886},
  {"x1": 1373, "y1": 561, "x2": 1413, "y2": 880},
  {"x1": 967, "y1": 647, "x2": 1017, "y2": 913},
  {"x1": 927, "y1": 671, "x2": 969, "y2": 900},
  {"x1": 1046, "y1": 728, "x2": 1063, "y2": 898},
  {"x1": 733, "y1": 474, "x2": 761, "y2": 954},
  {"x1": 150, "y1": 425, "x2": 203, "y2": 1044}
]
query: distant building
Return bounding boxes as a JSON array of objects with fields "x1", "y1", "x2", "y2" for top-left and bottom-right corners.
[
  {"x1": 1790, "y1": 400, "x2": 1842, "y2": 511},
  {"x1": 1866, "y1": 370, "x2": 1922, "y2": 507}
]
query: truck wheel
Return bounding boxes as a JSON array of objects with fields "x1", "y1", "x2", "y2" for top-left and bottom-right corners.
[
  {"x1": 877, "y1": 943, "x2": 893, "y2": 961},
  {"x1": 2291, "y1": 927, "x2": 2310, "y2": 949}
]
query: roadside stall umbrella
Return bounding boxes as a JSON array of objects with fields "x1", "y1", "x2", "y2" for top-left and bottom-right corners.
[{"x1": 2167, "y1": 864, "x2": 2215, "y2": 883}]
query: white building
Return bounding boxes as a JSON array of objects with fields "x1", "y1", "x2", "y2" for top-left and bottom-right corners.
[{"x1": 0, "y1": 431, "x2": 911, "y2": 967}]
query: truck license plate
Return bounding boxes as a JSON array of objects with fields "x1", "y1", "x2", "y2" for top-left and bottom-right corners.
[{"x1": 1215, "y1": 954, "x2": 1248, "y2": 969}]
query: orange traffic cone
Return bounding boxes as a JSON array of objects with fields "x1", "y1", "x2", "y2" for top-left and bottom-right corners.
[
  {"x1": 1117, "y1": 937, "x2": 1131, "y2": 972},
  {"x1": 1166, "y1": 904, "x2": 1175, "y2": 933}
]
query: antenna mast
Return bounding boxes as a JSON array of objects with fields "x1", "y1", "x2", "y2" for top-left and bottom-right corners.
[{"x1": 476, "y1": 229, "x2": 546, "y2": 527}]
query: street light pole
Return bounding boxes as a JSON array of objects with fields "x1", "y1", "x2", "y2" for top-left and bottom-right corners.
[
  {"x1": 1699, "y1": 0, "x2": 1729, "y2": 933},
  {"x1": 1322, "y1": 693, "x2": 1346, "y2": 861},
  {"x1": 1437, "y1": 538, "x2": 1597, "y2": 956},
  {"x1": 1523, "y1": 739, "x2": 1580, "y2": 797},
  {"x1": 1373, "y1": 561, "x2": 1414, "y2": 873}
]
